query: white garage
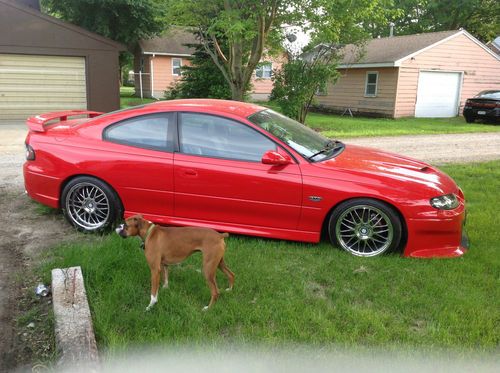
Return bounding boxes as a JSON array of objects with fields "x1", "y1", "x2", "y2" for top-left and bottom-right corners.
[
  {"x1": 414, "y1": 71, "x2": 462, "y2": 118},
  {"x1": 0, "y1": 54, "x2": 87, "y2": 121}
]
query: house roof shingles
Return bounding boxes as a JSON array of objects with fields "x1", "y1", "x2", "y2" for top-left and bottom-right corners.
[
  {"x1": 138, "y1": 28, "x2": 198, "y2": 56},
  {"x1": 341, "y1": 30, "x2": 461, "y2": 66}
]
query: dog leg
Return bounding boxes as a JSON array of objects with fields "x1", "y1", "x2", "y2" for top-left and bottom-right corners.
[
  {"x1": 202, "y1": 262, "x2": 219, "y2": 311},
  {"x1": 146, "y1": 269, "x2": 161, "y2": 311},
  {"x1": 218, "y1": 257, "x2": 235, "y2": 292},
  {"x1": 162, "y1": 265, "x2": 169, "y2": 289}
]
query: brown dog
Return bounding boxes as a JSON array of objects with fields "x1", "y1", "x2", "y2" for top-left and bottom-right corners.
[{"x1": 116, "y1": 215, "x2": 234, "y2": 311}]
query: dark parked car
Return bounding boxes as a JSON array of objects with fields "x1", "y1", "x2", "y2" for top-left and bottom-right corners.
[{"x1": 463, "y1": 90, "x2": 500, "y2": 123}]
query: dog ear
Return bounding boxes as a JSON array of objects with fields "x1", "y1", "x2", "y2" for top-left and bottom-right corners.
[{"x1": 136, "y1": 215, "x2": 144, "y2": 229}]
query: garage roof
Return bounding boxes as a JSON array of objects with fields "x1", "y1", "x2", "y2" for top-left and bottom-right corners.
[
  {"x1": 336, "y1": 29, "x2": 499, "y2": 68},
  {"x1": 0, "y1": 0, "x2": 125, "y2": 51}
]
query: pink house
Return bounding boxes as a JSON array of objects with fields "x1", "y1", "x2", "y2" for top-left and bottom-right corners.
[
  {"x1": 316, "y1": 29, "x2": 500, "y2": 118},
  {"x1": 134, "y1": 28, "x2": 282, "y2": 100}
]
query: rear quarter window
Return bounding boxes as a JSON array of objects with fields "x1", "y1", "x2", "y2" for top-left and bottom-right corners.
[{"x1": 103, "y1": 113, "x2": 174, "y2": 152}]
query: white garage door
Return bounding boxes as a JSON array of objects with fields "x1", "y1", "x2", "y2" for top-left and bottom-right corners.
[
  {"x1": 0, "y1": 54, "x2": 87, "y2": 122},
  {"x1": 415, "y1": 71, "x2": 461, "y2": 118}
]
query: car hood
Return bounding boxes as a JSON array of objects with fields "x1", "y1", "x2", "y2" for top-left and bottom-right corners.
[{"x1": 313, "y1": 144, "x2": 458, "y2": 195}]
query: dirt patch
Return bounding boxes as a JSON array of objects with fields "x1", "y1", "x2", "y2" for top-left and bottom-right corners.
[
  {"x1": 0, "y1": 188, "x2": 86, "y2": 370},
  {"x1": 0, "y1": 125, "x2": 87, "y2": 371}
]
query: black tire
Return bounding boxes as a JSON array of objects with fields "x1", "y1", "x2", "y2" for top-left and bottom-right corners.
[
  {"x1": 464, "y1": 115, "x2": 475, "y2": 123},
  {"x1": 328, "y1": 198, "x2": 403, "y2": 257},
  {"x1": 61, "y1": 176, "x2": 121, "y2": 233}
]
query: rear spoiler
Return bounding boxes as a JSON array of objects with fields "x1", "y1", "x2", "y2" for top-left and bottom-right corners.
[{"x1": 26, "y1": 110, "x2": 103, "y2": 132}]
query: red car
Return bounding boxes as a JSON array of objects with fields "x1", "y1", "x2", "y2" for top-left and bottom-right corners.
[{"x1": 24, "y1": 100, "x2": 468, "y2": 258}]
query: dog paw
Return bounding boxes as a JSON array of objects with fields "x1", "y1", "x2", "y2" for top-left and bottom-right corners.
[
  {"x1": 145, "y1": 305, "x2": 153, "y2": 312},
  {"x1": 225, "y1": 287, "x2": 232, "y2": 292},
  {"x1": 202, "y1": 306, "x2": 209, "y2": 311}
]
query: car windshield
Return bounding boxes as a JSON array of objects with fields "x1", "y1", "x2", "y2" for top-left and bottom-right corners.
[
  {"x1": 248, "y1": 109, "x2": 340, "y2": 161},
  {"x1": 476, "y1": 91, "x2": 500, "y2": 99}
]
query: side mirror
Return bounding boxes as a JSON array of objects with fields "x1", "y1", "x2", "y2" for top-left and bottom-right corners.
[{"x1": 261, "y1": 150, "x2": 292, "y2": 166}]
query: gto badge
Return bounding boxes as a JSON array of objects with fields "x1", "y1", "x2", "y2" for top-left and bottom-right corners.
[{"x1": 308, "y1": 196, "x2": 323, "y2": 202}]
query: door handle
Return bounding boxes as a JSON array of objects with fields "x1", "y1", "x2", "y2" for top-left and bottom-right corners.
[{"x1": 183, "y1": 169, "x2": 197, "y2": 176}]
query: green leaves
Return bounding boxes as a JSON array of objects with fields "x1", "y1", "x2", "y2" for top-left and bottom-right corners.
[
  {"x1": 271, "y1": 46, "x2": 340, "y2": 123},
  {"x1": 359, "y1": 0, "x2": 500, "y2": 42},
  {"x1": 42, "y1": 0, "x2": 166, "y2": 48}
]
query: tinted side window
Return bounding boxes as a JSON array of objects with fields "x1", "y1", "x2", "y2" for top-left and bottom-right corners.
[
  {"x1": 104, "y1": 113, "x2": 173, "y2": 151},
  {"x1": 179, "y1": 113, "x2": 276, "y2": 162}
]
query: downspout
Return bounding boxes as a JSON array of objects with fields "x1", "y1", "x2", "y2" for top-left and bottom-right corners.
[{"x1": 150, "y1": 54, "x2": 156, "y2": 99}]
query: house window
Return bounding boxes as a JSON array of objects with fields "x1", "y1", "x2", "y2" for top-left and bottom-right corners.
[
  {"x1": 365, "y1": 72, "x2": 378, "y2": 96},
  {"x1": 255, "y1": 62, "x2": 272, "y2": 79},
  {"x1": 172, "y1": 58, "x2": 182, "y2": 76}
]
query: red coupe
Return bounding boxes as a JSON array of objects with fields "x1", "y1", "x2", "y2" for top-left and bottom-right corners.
[{"x1": 24, "y1": 100, "x2": 468, "y2": 258}]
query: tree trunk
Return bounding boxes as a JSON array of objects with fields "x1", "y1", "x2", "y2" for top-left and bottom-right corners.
[{"x1": 230, "y1": 85, "x2": 244, "y2": 101}]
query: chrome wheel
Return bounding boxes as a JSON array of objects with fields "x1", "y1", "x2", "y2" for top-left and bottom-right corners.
[
  {"x1": 65, "y1": 182, "x2": 110, "y2": 230},
  {"x1": 335, "y1": 204, "x2": 394, "y2": 257}
]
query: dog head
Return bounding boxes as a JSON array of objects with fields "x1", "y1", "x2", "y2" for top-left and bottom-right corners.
[{"x1": 115, "y1": 215, "x2": 145, "y2": 238}]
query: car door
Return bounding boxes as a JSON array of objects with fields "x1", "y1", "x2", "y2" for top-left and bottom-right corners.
[
  {"x1": 101, "y1": 112, "x2": 175, "y2": 217},
  {"x1": 173, "y1": 112, "x2": 303, "y2": 230}
]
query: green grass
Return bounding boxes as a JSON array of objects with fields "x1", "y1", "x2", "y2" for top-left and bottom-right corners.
[
  {"x1": 120, "y1": 86, "x2": 157, "y2": 109},
  {"x1": 40, "y1": 161, "x2": 500, "y2": 353},
  {"x1": 305, "y1": 112, "x2": 500, "y2": 138}
]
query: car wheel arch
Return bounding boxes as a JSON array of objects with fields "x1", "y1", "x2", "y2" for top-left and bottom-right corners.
[
  {"x1": 321, "y1": 196, "x2": 408, "y2": 252},
  {"x1": 59, "y1": 174, "x2": 124, "y2": 215}
]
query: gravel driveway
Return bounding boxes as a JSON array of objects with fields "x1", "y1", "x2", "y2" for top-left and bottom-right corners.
[
  {"x1": 0, "y1": 125, "x2": 499, "y2": 369},
  {"x1": 345, "y1": 132, "x2": 500, "y2": 165}
]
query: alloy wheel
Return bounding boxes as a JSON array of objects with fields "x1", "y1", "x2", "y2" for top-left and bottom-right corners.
[
  {"x1": 335, "y1": 204, "x2": 394, "y2": 257},
  {"x1": 65, "y1": 182, "x2": 110, "y2": 230}
]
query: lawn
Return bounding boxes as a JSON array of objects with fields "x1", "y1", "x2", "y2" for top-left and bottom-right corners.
[
  {"x1": 305, "y1": 112, "x2": 500, "y2": 138},
  {"x1": 119, "y1": 88, "x2": 500, "y2": 138},
  {"x1": 120, "y1": 86, "x2": 157, "y2": 109},
  {"x1": 40, "y1": 161, "x2": 500, "y2": 353}
]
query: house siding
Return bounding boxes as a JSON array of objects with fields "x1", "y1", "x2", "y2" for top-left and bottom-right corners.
[
  {"x1": 134, "y1": 49, "x2": 285, "y2": 100},
  {"x1": 395, "y1": 33, "x2": 500, "y2": 117},
  {"x1": 250, "y1": 56, "x2": 285, "y2": 100},
  {"x1": 134, "y1": 55, "x2": 190, "y2": 98},
  {"x1": 316, "y1": 67, "x2": 398, "y2": 117}
]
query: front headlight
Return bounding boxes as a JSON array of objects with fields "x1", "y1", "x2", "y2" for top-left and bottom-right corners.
[{"x1": 430, "y1": 194, "x2": 459, "y2": 210}]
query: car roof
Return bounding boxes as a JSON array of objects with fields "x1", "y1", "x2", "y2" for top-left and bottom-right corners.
[{"x1": 147, "y1": 99, "x2": 267, "y2": 118}]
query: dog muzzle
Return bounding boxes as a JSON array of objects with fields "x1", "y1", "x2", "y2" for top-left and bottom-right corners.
[{"x1": 116, "y1": 224, "x2": 127, "y2": 238}]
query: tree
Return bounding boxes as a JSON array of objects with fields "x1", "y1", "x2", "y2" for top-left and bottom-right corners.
[
  {"x1": 271, "y1": 45, "x2": 340, "y2": 123},
  {"x1": 166, "y1": 0, "x2": 393, "y2": 101},
  {"x1": 165, "y1": 0, "x2": 290, "y2": 101},
  {"x1": 41, "y1": 0, "x2": 167, "y2": 82},
  {"x1": 165, "y1": 42, "x2": 233, "y2": 100},
  {"x1": 361, "y1": 0, "x2": 500, "y2": 42}
]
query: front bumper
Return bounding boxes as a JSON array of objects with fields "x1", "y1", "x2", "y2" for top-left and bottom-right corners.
[{"x1": 403, "y1": 206, "x2": 468, "y2": 258}]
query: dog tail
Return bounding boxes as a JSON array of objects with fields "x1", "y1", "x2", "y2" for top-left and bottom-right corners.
[{"x1": 221, "y1": 232, "x2": 229, "y2": 238}]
